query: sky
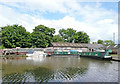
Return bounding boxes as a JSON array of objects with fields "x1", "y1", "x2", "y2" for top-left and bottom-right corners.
[{"x1": 0, "y1": 0, "x2": 119, "y2": 44}]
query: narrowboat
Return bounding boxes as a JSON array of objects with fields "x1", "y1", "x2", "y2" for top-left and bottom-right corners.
[
  {"x1": 44, "y1": 47, "x2": 54, "y2": 56},
  {"x1": 50, "y1": 49, "x2": 112, "y2": 60},
  {"x1": 79, "y1": 49, "x2": 112, "y2": 60},
  {"x1": 52, "y1": 49, "x2": 82, "y2": 56}
]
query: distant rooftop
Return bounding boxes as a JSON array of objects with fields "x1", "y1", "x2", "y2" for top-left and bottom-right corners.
[
  {"x1": 51, "y1": 42, "x2": 103, "y2": 49},
  {"x1": 105, "y1": 44, "x2": 118, "y2": 49},
  {"x1": 51, "y1": 42, "x2": 86, "y2": 48}
]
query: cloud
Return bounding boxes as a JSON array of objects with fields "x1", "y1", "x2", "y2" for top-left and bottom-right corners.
[
  {"x1": 0, "y1": 1, "x2": 118, "y2": 43},
  {"x1": 97, "y1": 19, "x2": 114, "y2": 24},
  {"x1": 24, "y1": 16, "x2": 118, "y2": 43},
  {"x1": 0, "y1": 0, "x2": 119, "y2": 2}
]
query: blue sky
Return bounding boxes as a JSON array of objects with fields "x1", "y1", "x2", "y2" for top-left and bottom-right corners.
[{"x1": 0, "y1": 0, "x2": 118, "y2": 43}]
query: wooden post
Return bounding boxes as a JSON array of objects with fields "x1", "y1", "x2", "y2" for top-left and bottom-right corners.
[{"x1": 9, "y1": 51, "x2": 10, "y2": 57}]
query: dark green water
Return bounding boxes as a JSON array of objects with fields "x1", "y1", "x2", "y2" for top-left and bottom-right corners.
[{"x1": 2, "y1": 56, "x2": 118, "y2": 82}]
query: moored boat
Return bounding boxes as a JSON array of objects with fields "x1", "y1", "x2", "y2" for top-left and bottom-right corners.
[
  {"x1": 26, "y1": 50, "x2": 34, "y2": 57},
  {"x1": 79, "y1": 49, "x2": 112, "y2": 60},
  {"x1": 48, "y1": 48, "x2": 112, "y2": 60},
  {"x1": 26, "y1": 51, "x2": 47, "y2": 57}
]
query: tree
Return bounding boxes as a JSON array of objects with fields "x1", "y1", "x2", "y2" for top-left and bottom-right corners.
[
  {"x1": 53, "y1": 35, "x2": 65, "y2": 42},
  {"x1": 75, "y1": 32, "x2": 90, "y2": 43},
  {"x1": 1, "y1": 24, "x2": 32, "y2": 48},
  {"x1": 31, "y1": 25, "x2": 55, "y2": 48},
  {"x1": 104, "y1": 40, "x2": 114, "y2": 46},
  {"x1": 19, "y1": 32, "x2": 32, "y2": 48},
  {"x1": 59, "y1": 28, "x2": 77, "y2": 42},
  {"x1": 33, "y1": 25, "x2": 55, "y2": 37},
  {"x1": 97, "y1": 40, "x2": 103, "y2": 44},
  {"x1": 31, "y1": 32, "x2": 49, "y2": 48},
  {"x1": 59, "y1": 28, "x2": 90, "y2": 43},
  {"x1": 92, "y1": 42, "x2": 97, "y2": 44}
]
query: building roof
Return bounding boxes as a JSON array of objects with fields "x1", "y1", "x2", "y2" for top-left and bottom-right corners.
[
  {"x1": 82, "y1": 44, "x2": 104, "y2": 49},
  {"x1": 105, "y1": 45, "x2": 118, "y2": 49},
  {"x1": 51, "y1": 42, "x2": 103, "y2": 49},
  {"x1": 51, "y1": 42, "x2": 87, "y2": 48}
]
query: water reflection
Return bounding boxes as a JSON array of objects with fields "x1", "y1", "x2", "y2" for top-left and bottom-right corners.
[
  {"x1": 3, "y1": 73, "x2": 27, "y2": 82},
  {"x1": 2, "y1": 56, "x2": 118, "y2": 82},
  {"x1": 2, "y1": 66, "x2": 87, "y2": 82},
  {"x1": 26, "y1": 56, "x2": 45, "y2": 62},
  {"x1": 54, "y1": 67, "x2": 87, "y2": 81}
]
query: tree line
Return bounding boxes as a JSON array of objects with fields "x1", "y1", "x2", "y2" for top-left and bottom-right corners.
[
  {"x1": 95, "y1": 40, "x2": 115, "y2": 46},
  {"x1": 1, "y1": 24, "x2": 114, "y2": 48},
  {"x1": 1, "y1": 24, "x2": 90, "y2": 48}
]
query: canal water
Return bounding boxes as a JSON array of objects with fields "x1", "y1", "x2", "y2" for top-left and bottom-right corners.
[{"x1": 2, "y1": 56, "x2": 118, "y2": 83}]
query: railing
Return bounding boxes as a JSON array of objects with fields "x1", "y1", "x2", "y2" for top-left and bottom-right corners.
[{"x1": 2, "y1": 48, "x2": 44, "y2": 53}]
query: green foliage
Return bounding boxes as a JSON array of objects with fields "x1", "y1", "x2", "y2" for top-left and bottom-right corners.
[
  {"x1": 31, "y1": 25, "x2": 55, "y2": 48},
  {"x1": 59, "y1": 28, "x2": 76, "y2": 42},
  {"x1": 22, "y1": 55, "x2": 28, "y2": 57},
  {"x1": 92, "y1": 42, "x2": 97, "y2": 44},
  {"x1": 97, "y1": 40, "x2": 103, "y2": 44},
  {"x1": 31, "y1": 32, "x2": 49, "y2": 48},
  {"x1": 75, "y1": 32, "x2": 90, "y2": 43},
  {"x1": 1, "y1": 24, "x2": 91, "y2": 48},
  {"x1": 53, "y1": 35, "x2": 65, "y2": 42},
  {"x1": 1, "y1": 24, "x2": 32, "y2": 48},
  {"x1": 96, "y1": 40, "x2": 114, "y2": 46},
  {"x1": 104, "y1": 40, "x2": 114, "y2": 46},
  {"x1": 59, "y1": 28, "x2": 90, "y2": 43},
  {"x1": 33, "y1": 25, "x2": 55, "y2": 37},
  {"x1": 0, "y1": 45, "x2": 5, "y2": 49}
]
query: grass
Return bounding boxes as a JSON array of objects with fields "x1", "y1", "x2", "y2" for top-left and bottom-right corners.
[
  {"x1": 22, "y1": 55, "x2": 28, "y2": 57},
  {"x1": 1, "y1": 55, "x2": 28, "y2": 58},
  {"x1": 110, "y1": 54, "x2": 118, "y2": 56}
]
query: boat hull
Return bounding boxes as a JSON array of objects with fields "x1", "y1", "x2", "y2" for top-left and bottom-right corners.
[
  {"x1": 26, "y1": 54, "x2": 33, "y2": 57},
  {"x1": 80, "y1": 55, "x2": 112, "y2": 60},
  {"x1": 79, "y1": 51, "x2": 112, "y2": 60},
  {"x1": 51, "y1": 54, "x2": 79, "y2": 57},
  {"x1": 26, "y1": 51, "x2": 47, "y2": 57}
]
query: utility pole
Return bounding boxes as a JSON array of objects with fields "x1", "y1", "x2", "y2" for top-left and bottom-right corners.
[{"x1": 113, "y1": 32, "x2": 115, "y2": 44}]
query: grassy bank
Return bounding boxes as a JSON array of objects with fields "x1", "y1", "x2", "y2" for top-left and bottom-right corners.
[
  {"x1": 1, "y1": 55, "x2": 28, "y2": 58},
  {"x1": 110, "y1": 54, "x2": 118, "y2": 56}
]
